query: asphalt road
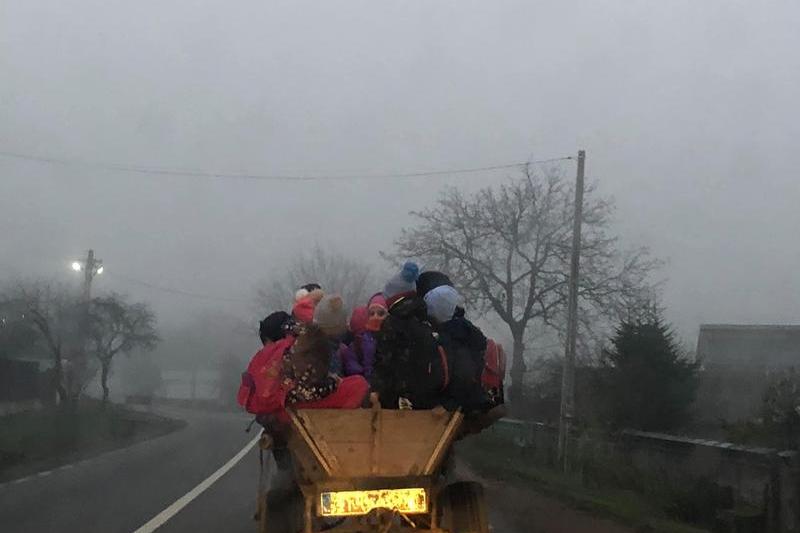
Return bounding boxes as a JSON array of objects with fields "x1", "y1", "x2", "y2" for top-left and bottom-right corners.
[
  {"x1": 0, "y1": 407, "x2": 523, "y2": 533},
  {"x1": 0, "y1": 407, "x2": 259, "y2": 533}
]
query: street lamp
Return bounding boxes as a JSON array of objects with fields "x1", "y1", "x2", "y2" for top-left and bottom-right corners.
[{"x1": 70, "y1": 249, "x2": 103, "y2": 302}]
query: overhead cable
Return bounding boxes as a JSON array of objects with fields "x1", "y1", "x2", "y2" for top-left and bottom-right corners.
[
  {"x1": 105, "y1": 271, "x2": 251, "y2": 303},
  {"x1": 0, "y1": 150, "x2": 572, "y2": 182}
]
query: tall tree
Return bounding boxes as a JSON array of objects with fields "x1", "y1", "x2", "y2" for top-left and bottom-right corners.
[
  {"x1": 255, "y1": 244, "x2": 374, "y2": 313},
  {"x1": 87, "y1": 294, "x2": 159, "y2": 403},
  {"x1": 392, "y1": 166, "x2": 657, "y2": 402},
  {"x1": 1, "y1": 281, "x2": 82, "y2": 404},
  {"x1": 0, "y1": 299, "x2": 39, "y2": 359},
  {"x1": 601, "y1": 313, "x2": 699, "y2": 431}
]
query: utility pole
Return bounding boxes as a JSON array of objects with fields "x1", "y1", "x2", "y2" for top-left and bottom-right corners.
[
  {"x1": 72, "y1": 249, "x2": 103, "y2": 303},
  {"x1": 82, "y1": 249, "x2": 102, "y2": 302},
  {"x1": 67, "y1": 249, "x2": 103, "y2": 405},
  {"x1": 557, "y1": 150, "x2": 586, "y2": 472}
]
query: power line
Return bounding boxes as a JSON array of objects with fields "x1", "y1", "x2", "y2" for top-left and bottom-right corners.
[
  {"x1": 0, "y1": 149, "x2": 572, "y2": 182},
  {"x1": 105, "y1": 271, "x2": 251, "y2": 303}
]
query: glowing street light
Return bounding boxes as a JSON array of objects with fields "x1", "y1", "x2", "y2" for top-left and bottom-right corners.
[{"x1": 70, "y1": 249, "x2": 103, "y2": 301}]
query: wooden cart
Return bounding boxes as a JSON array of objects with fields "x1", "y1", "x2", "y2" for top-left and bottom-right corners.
[{"x1": 257, "y1": 400, "x2": 489, "y2": 533}]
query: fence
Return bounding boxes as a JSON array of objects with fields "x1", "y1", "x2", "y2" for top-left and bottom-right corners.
[{"x1": 492, "y1": 418, "x2": 800, "y2": 532}]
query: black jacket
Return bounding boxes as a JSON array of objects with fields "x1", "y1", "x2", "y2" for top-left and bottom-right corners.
[
  {"x1": 437, "y1": 317, "x2": 489, "y2": 413},
  {"x1": 372, "y1": 296, "x2": 444, "y2": 409}
]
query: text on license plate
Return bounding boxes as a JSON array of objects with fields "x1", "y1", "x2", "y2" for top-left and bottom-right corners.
[{"x1": 319, "y1": 488, "x2": 428, "y2": 516}]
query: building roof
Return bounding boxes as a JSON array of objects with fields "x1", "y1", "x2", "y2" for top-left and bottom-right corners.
[
  {"x1": 697, "y1": 324, "x2": 800, "y2": 369},
  {"x1": 700, "y1": 324, "x2": 800, "y2": 331}
]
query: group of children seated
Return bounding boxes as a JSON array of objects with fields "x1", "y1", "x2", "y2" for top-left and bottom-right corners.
[{"x1": 237, "y1": 262, "x2": 506, "y2": 433}]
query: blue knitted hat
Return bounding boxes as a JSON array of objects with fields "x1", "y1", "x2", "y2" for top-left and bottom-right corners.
[{"x1": 383, "y1": 261, "x2": 420, "y2": 299}]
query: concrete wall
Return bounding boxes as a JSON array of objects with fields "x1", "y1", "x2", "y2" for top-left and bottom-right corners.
[{"x1": 494, "y1": 419, "x2": 800, "y2": 532}]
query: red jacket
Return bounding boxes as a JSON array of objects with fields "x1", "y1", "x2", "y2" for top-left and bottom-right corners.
[
  {"x1": 238, "y1": 336, "x2": 294, "y2": 415},
  {"x1": 238, "y1": 336, "x2": 369, "y2": 423}
]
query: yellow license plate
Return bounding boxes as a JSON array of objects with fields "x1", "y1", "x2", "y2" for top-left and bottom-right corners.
[{"x1": 319, "y1": 488, "x2": 428, "y2": 517}]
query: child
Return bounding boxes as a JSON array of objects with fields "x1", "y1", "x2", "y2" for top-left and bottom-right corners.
[
  {"x1": 366, "y1": 293, "x2": 388, "y2": 332},
  {"x1": 282, "y1": 323, "x2": 338, "y2": 405},
  {"x1": 283, "y1": 321, "x2": 369, "y2": 413},
  {"x1": 292, "y1": 287, "x2": 324, "y2": 324},
  {"x1": 339, "y1": 306, "x2": 377, "y2": 378},
  {"x1": 373, "y1": 262, "x2": 448, "y2": 409},
  {"x1": 312, "y1": 294, "x2": 348, "y2": 376},
  {"x1": 424, "y1": 285, "x2": 489, "y2": 413}
]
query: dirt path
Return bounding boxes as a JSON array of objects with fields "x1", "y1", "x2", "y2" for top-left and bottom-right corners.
[{"x1": 456, "y1": 461, "x2": 634, "y2": 533}]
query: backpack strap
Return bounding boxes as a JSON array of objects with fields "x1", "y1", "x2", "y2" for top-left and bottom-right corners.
[
  {"x1": 437, "y1": 345, "x2": 450, "y2": 391},
  {"x1": 496, "y1": 342, "x2": 507, "y2": 377},
  {"x1": 237, "y1": 371, "x2": 256, "y2": 411}
]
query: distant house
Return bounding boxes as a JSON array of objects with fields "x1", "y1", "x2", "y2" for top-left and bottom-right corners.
[{"x1": 695, "y1": 324, "x2": 800, "y2": 422}]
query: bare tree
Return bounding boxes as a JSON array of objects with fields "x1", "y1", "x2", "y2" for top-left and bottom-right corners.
[
  {"x1": 87, "y1": 294, "x2": 159, "y2": 404},
  {"x1": 255, "y1": 244, "x2": 375, "y2": 314},
  {"x1": 1, "y1": 281, "x2": 82, "y2": 405},
  {"x1": 391, "y1": 166, "x2": 659, "y2": 403}
]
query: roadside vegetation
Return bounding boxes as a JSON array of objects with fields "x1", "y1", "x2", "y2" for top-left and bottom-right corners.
[
  {"x1": 0, "y1": 398, "x2": 183, "y2": 482},
  {"x1": 458, "y1": 429, "x2": 710, "y2": 533},
  {"x1": 1, "y1": 280, "x2": 159, "y2": 407}
]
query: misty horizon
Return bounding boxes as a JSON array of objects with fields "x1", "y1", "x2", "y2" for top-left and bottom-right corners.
[{"x1": 3, "y1": 0, "x2": 799, "y2": 346}]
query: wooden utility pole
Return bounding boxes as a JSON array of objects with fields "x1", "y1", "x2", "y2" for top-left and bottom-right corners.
[
  {"x1": 82, "y1": 249, "x2": 102, "y2": 303},
  {"x1": 69, "y1": 249, "x2": 102, "y2": 404},
  {"x1": 557, "y1": 150, "x2": 586, "y2": 471}
]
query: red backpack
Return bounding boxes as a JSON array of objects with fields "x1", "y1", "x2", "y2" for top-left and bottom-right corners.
[
  {"x1": 237, "y1": 336, "x2": 294, "y2": 415},
  {"x1": 481, "y1": 339, "x2": 506, "y2": 406}
]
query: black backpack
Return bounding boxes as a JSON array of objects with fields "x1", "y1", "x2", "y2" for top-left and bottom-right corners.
[
  {"x1": 372, "y1": 296, "x2": 448, "y2": 409},
  {"x1": 436, "y1": 317, "x2": 489, "y2": 413}
]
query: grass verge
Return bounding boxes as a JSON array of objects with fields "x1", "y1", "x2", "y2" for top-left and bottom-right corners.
[
  {"x1": 456, "y1": 430, "x2": 710, "y2": 533},
  {"x1": 0, "y1": 399, "x2": 185, "y2": 482}
]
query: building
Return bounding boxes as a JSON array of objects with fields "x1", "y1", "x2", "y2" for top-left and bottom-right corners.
[{"x1": 695, "y1": 324, "x2": 800, "y2": 422}]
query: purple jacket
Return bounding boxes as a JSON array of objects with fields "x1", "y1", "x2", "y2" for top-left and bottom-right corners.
[{"x1": 338, "y1": 332, "x2": 377, "y2": 378}]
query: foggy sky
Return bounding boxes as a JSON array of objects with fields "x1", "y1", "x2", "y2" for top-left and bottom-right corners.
[{"x1": 2, "y1": 0, "x2": 799, "y2": 345}]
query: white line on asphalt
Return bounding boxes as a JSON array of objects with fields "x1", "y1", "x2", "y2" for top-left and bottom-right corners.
[
  {"x1": 131, "y1": 435, "x2": 260, "y2": 533},
  {"x1": 37, "y1": 470, "x2": 52, "y2": 477}
]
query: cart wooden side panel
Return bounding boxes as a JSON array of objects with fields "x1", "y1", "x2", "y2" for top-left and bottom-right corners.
[{"x1": 288, "y1": 408, "x2": 463, "y2": 483}]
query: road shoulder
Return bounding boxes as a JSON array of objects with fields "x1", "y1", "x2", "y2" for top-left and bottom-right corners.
[{"x1": 0, "y1": 401, "x2": 185, "y2": 484}]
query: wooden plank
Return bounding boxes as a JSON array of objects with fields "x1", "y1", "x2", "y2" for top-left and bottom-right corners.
[
  {"x1": 297, "y1": 411, "x2": 342, "y2": 475},
  {"x1": 298, "y1": 409, "x2": 374, "y2": 444},
  {"x1": 329, "y1": 443, "x2": 372, "y2": 476},
  {"x1": 288, "y1": 410, "x2": 334, "y2": 476},
  {"x1": 370, "y1": 401, "x2": 381, "y2": 475},
  {"x1": 292, "y1": 408, "x2": 462, "y2": 477},
  {"x1": 423, "y1": 411, "x2": 463, "y2": 475}
]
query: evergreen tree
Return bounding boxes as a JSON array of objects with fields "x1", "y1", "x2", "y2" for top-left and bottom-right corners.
[{"x1": 601, "y1": 314, "x2": 698, "y2": 431}]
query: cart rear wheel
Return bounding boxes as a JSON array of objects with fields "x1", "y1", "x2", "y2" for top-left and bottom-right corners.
[
  {"x1": 437, "y1": 481, "x2": 489, "y2": 533},
  {"x1": 258, "y1": 486, "x2": 304, "y2": 533}
]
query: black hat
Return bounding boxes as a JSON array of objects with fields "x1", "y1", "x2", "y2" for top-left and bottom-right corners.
[
  {"x1": 259, "y1": 311, "x2": 291, "y2": 344},
  {"x1": 416, "y1": 271, "x2": 453, "y2": 298}
]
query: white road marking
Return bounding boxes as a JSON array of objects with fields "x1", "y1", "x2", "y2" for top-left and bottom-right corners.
[
  {"x1": 131, "y1": 435, "x2": 260, "y2": 533},
  {"x1": 37, "y1": 470, "x2": 52, "y2": 477}
]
